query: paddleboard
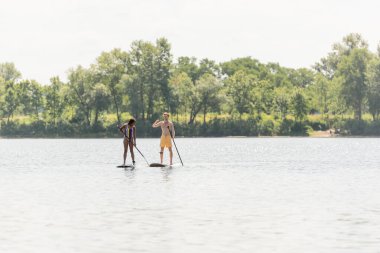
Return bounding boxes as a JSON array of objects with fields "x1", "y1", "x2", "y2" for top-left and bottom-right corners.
[
  {"x1": 149, "y1": 163, "x2": 167, "y2": 167},
  {"x1": 116, "y1": 164, "x2": 135, "y2": 168},
  {"x1": 149, "y1": 163, "x2": 182, "y2": 168}
]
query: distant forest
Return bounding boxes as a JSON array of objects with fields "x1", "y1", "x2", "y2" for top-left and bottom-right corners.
[{"x1": 1, "y1": 33, "x2": 380, "y2": 137}]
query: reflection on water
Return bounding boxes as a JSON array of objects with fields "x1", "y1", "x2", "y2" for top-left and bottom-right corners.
[
  {"x1": 1, "y1": 138, "x2": 380, "y2": 253},
  {"x1": 160, "y1": 167, "x2": 173, "y2": 181},
  {"x1": 123, "y1": 167, "x2": 136, "y2": 179}
]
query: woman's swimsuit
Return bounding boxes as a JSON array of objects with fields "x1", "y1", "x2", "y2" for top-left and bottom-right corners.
[{"x1": 124, "y1": 127, "x2": 134, "y2": 144}]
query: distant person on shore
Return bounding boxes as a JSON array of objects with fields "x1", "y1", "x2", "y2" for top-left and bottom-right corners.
[
  {"x1": 118, "y1": 118, "x2": 136, "y2": 166},
  {"x1": 152, "y1": 112, "x2": 175, "y2": 165}
]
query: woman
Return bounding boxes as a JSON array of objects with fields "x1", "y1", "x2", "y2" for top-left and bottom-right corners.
[{"x1": 119, "y1": 118, "x2": 136, "y2": 166}]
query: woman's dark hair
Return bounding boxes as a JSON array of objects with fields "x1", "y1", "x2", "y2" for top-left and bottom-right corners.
[{"x1": 128, "y1": 118, "x2": 136, "y2": 126}]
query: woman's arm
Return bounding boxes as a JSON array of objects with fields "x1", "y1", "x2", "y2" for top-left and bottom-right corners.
[
  {"x1": 118, "y1": 124, "x2": 126, "y2": 135},
  {"x1": 134, "y1": 126, "x2": 137, "y2": 144}
]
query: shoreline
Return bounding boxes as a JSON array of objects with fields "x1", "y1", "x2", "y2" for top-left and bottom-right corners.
[{"x1": 1, "y1": 135, "x2": 380, "y2": 139}]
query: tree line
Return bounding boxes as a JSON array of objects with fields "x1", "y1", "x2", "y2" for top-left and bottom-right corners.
[{"x1": 1, "y1": 33, "x2": 380, "y2": 137}]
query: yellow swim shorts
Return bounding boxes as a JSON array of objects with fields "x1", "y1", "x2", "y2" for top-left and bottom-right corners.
[{"x1": 160, "y1": 135, "x2": 172, "y2": 148}]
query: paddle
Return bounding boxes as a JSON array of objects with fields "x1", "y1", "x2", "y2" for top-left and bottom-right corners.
[
  {"x1": 118, "y1": 124, "x2": 150, "y2": 166},
  {"x1": 167, "y1": 126, "x2": 184, "y2": 166},
  {"x1": 133, "y1": 144, "x2": 150, "y2": 166}
]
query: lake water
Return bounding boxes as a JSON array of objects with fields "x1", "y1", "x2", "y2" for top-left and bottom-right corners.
[{"x1": 1, "y1": 138, "x2": 380, "y2": 253}]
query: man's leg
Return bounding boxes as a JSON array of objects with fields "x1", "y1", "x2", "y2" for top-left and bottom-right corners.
[
  {"x1": 168, "y1": 147, "x2": 173, "y2": 165},
  {"x1": 160, "y1": 147, "x2": 164, "y2": 164}
]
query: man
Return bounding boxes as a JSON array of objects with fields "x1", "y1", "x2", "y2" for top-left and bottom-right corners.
[{"x1": 152, "y1": 112, "x2": 175, "y2": 165}]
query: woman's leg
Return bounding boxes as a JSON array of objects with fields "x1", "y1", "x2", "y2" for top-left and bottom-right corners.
[
  {"x1": 123, "y1": 139, "x2": 129, "y2": 165},
  {"x1": 129, "y1": 142, "x2": 135, "y2": 164}
]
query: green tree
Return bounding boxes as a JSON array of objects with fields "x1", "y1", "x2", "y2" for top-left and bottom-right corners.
[
  {"x1": 0, "y1": 76, "x2": 5, "y2": 116},
  {"x1": 221, "y1": 57, "x2": 266, "y2": 77},
  {"x1": 16, "y1": 80, "x2": 43, "y2": 118},
  {"x1": 125, "y1": 40, "x2": 155, "y2": 120},
  {"x1": 169, "y1": 72, "x2": 194, "y2": 120},
  {"x1": 307, "y1": 74, "x2": 329, "y2": 117},
  {"x1": 67, "y1": 67, "x2": 94, "y2": 126},
  {"x1": 2, "y1": 82, "x2": 19, "y2": 123},
  {"x1": 175, "y1": 57, "x2": 199, "y2": 82},
  {"x1": 0, "y1": 63, "x2": 21, "y2": 82},
  {"x1": 367, "y1": 57, "x2": 380, "y2": 120},
  {"x1": 125, "y1": 38, "x2": 173, "y2": 120},
  {"x1": 0, "y1": 63, "x2": 22, "y2": 123},
  {"x1": 314, "y1": 33, "x2": 368, "y2": 79},
  {"x1": 338, "y1": 48, "x2": 371, "y2": 120},
  {"x1": 155, "y1": 38, "x2": 172, "y2": 113},
  {"x1": 44, "y1": 77, "x2": 65, "y2": 126},
  {"x1": 198, "y1": 58, "x2": 221, "y2": 78},
  {"x1": 250, "y1": 80, "x2": 274, "y2": 115},
  {"x1": 93, "y1": 49, "x2": 128, "y2": 123},
  {"x1": 197, "y1": 74, "x2": 223, "y2": 124},
  {"x1": 288, "y1": 68, "x2": 315, "y2": 88},
  {"x1": 29, "y1": 81, "x2": 43, "y2": 119},
  {"x1": 225, "y1": 70, "x2": 255, "y2": 117},
  {"x1": 187, "y1": 78, "x2": 203, "y2": 125},
  {"x1": 186, "y1": 74, "x2": 223, "y2": 125},
  {"x1": 274, "y1": 87, "x2": 291, "y2": 119},
  {"x1": 328, "y1": 76, "x2": 347, "y2": 117},
  {"x1": 292, "y1": 89, "x2": 308, "y2": 122},
  {"x1": 91, "y1": 83, "x2": 111, "y2": 126},
  {"x1": 265, "y1": 63, "x2": 292, "y2": 87}
]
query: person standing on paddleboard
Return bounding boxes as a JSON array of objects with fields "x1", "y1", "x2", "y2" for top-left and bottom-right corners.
[
  {"x1": 152, "y1": 112, "x2": 175, "y2": 165},
  {"x1": 118, "y1": 118, "x2": 136, "y2": 166}
]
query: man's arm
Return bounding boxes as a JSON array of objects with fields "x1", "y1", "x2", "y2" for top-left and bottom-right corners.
[
  {"x1": 152, "y1": 120, "x2": 162, "y2": 128},
  {"x1": 171, "y1": 122, "x2": 175, "y2": 138}
]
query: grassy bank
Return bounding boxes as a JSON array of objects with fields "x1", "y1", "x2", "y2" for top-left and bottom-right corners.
[{"x1": 1, "y1": 113, "x2": 379, "y2": 138}]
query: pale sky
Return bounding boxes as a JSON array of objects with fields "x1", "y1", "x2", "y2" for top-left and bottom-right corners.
[{"x1": 0, "y1": 0, "x2": 379, "y2": 84}]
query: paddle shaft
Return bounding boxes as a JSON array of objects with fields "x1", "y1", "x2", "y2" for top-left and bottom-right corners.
[
  {"x1": 133, "y1": 144, "x2": 150, "y2": 166},
  {"x1": 167, "y1": 126, "x2": 184, "y2": 166}
]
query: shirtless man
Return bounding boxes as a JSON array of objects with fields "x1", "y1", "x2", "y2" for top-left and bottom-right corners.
[{"x1": 152, "y1": 112, "x2": 175, "y2": 165}]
